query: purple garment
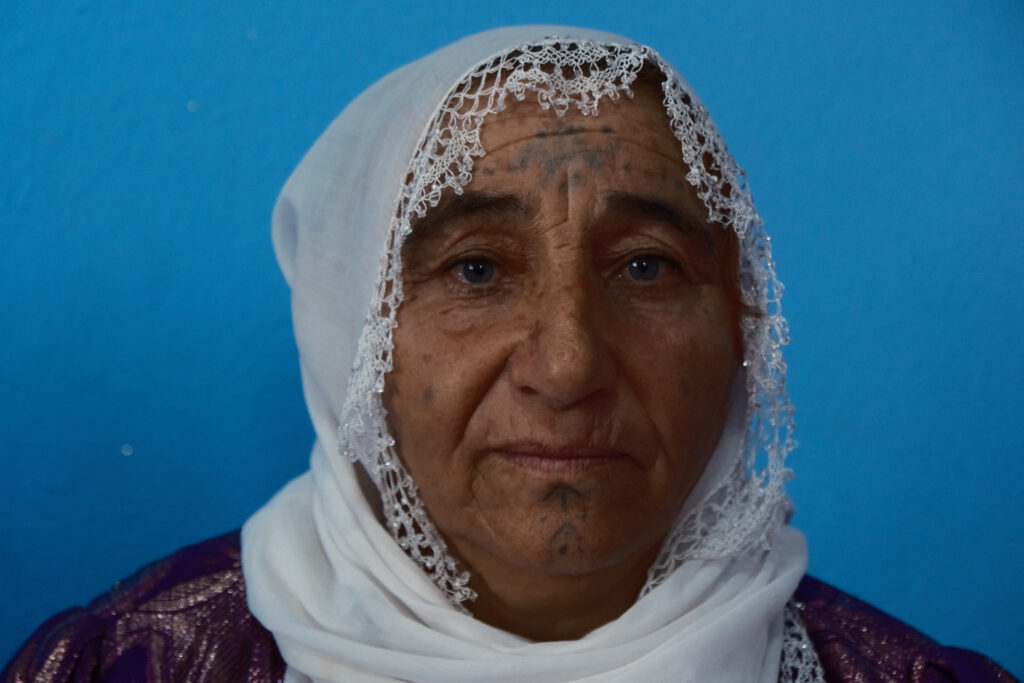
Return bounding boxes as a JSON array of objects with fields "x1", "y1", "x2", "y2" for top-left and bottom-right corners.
[
  {"x1": 3, "y1": 532, "x2": 1015, "y2": 682},
  {"x1": 793, "y1": 579, "x2": 1014, "y2": 682},
  {"x1": 2, "y1": 533, "x2": 284, "y2": 683}
]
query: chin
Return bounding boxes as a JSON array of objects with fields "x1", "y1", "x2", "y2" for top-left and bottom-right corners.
[{"x1": 459, "y1": 506, "x2": 669, "y2": 579}]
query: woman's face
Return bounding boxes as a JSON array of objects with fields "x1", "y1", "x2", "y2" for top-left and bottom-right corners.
[{"x1": 386, "y1": 88, "x2": 740, "y2": 586}]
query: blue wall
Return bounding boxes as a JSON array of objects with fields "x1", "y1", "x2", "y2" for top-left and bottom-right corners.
[{"x1": 3, "y1": 0, "x2": 1021, "y2": 675}]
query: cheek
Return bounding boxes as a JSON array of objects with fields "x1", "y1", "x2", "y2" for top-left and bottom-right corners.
[
  {"x1": 623, "y1": 297, "x2": 738, "y2": 452},
  {"x1": 386, "y1": 303, "x2": 528, "y2": 485}
]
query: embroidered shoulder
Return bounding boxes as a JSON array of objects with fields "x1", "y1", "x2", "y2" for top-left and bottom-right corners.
[{"x1": 780, "y1": 601, "x2": 826, "y2": 683}]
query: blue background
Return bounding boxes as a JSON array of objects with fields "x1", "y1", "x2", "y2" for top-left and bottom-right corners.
[{"x1": 2, "y1": 0, "x2": 1021, "y2": 675}]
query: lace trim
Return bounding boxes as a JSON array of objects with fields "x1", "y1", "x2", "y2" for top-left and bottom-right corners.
[
  {"x1": 780, "y1": 601, "x2": 827, "y2": 683},
  {"x1": 339, "y1": 36, "x2": 796, "y2": 607}
]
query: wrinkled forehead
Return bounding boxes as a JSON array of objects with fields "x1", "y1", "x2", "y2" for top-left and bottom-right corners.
[
  {"x1": 407, "y1": 81, "x2": 716, "y2": 248},
  {"x1": 391, "y1": 43, "x2": 689, "y2": 225},
  {"x1": 476, "y1": 78, "x2": 676, "y2": 157}
]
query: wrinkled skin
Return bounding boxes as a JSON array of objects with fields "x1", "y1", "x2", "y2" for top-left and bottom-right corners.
[{"x1": 385, "y1": 86, "x2": 740, "y2": 640}]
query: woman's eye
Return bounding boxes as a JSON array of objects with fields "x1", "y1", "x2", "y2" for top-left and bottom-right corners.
[
  {"x1": 625, "y1": 255, "x2": 663, "y2": 281},
  {"x1": 454, "y1": 259, "x2": 496, "y2": 284}
]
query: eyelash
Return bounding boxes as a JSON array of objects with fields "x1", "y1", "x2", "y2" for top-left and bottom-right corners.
[
  {"x1": 445, "y1": 252, "x2": 685, "y2": 291},
  {"x1": 450, "y1": 258, "x2": 498, "y2": 285},
  {"x1": 616, "y1": 253, "x2": 683, "y2": 283}
]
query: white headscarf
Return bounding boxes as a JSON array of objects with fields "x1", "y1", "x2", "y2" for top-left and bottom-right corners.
[{"x1": 243, "y1": 26, "x2": 814, "y2": 682}]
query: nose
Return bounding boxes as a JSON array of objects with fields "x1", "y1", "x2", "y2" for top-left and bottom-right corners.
[{"x1": 507, "y1": 279, "x2": 614, "y2": 408}]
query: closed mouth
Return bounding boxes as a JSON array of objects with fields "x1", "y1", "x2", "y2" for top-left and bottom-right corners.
[{"x1": 487, "y1": 444, "x2": 630, "y2": 474}]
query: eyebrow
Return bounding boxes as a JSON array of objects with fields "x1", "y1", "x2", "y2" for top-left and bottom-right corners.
[
  {"x1": 603, "y1": 191, "x2": 712, "y2": 246},
  {"x1": 408, "y1": 190, "x2": 528, "y2": 242},
  {"x1": 405, "y1": 189, "x2": 714, "y2": 251}
]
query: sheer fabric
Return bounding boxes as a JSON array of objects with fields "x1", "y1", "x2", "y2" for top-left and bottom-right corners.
[{"x1": 243, "y1": 25, "x2": 812, "y2": 682}]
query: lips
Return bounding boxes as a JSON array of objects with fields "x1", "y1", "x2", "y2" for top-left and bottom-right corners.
[{"x1": 487, "y1": 443, "x2": 631, "y2": 475}]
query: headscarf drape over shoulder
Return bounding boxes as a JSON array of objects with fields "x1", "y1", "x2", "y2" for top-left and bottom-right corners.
[{"x1": 243, "y1": 25, "x2": 811, "y2": 683}]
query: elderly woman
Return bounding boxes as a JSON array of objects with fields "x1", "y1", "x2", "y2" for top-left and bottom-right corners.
[{"x1": 3, "y1": 26, "x2": 1013, "y2": 683}]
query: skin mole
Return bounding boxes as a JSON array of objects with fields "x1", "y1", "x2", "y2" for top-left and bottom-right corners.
[{"x1": 422, "y1": 385, "x2": 434, "y2": 405}]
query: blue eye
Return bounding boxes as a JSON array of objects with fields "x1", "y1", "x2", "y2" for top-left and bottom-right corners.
[
  {"x1": 626, "y1": 256, "x2": 661, "y2": 281},
  {"x1": 457, "y1": 259, "x2": 495, "y2": 284}
]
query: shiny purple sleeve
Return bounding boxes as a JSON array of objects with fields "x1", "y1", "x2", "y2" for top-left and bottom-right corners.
[
  {"x1": 796, "y1": 576, "x2": 1018, "y2": 682},
  {"x1": 1, "y1": 531, "x2": 285, "y2": 683}
]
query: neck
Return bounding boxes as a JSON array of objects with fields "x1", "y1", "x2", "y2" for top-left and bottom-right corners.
[{"x1": 463, "y1": 546, "x2": 659, "y2": 641}]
